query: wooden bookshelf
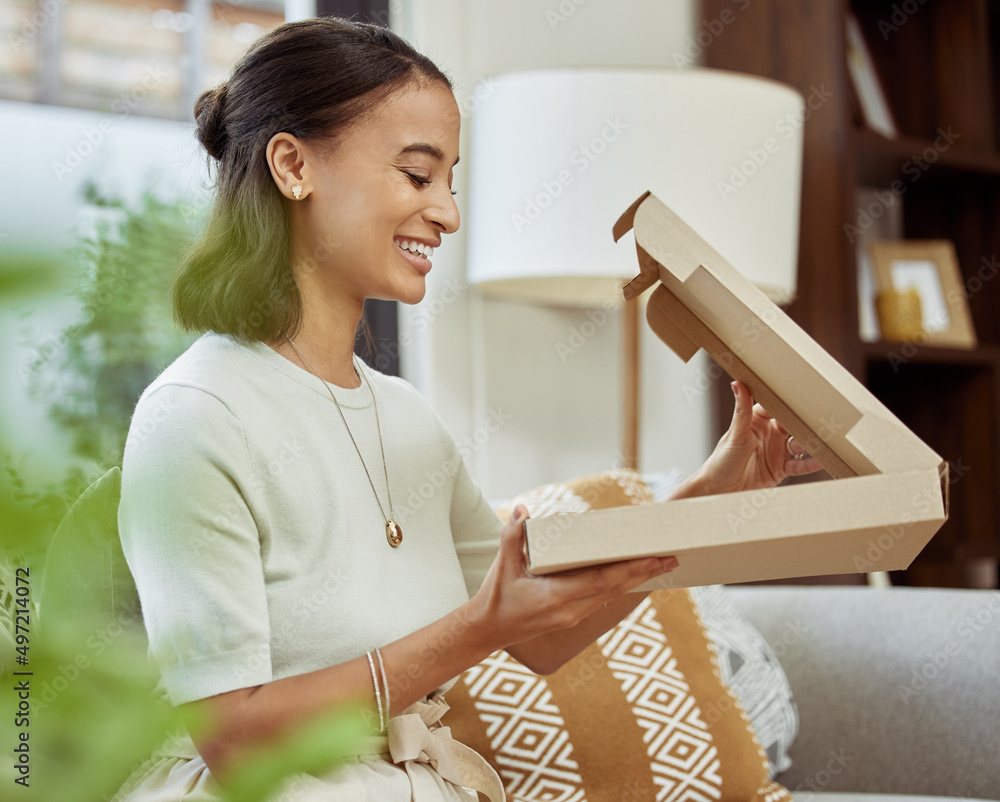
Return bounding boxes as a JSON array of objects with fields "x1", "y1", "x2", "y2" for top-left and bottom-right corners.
[{"x1": 702, "y1": 0, "x2": 1000, "y2": 588}]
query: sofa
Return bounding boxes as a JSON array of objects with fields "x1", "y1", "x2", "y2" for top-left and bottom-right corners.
[{"x1": 728, "y1": 585, "x2": 1000, "y2": 800}]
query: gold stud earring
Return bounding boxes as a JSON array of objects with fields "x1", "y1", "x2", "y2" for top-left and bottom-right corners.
[{"x1": 291, "y1": 184, "x2": 303, "y2": 200}]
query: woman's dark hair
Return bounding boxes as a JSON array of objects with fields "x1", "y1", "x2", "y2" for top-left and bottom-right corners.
[{"x1": 174, "y1": 17, "x2": 452, "y2": 344}]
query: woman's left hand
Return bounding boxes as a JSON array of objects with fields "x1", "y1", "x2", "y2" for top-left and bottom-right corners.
[{"x1": 690, "y1": 380, "x2": 824, "y2": 495}]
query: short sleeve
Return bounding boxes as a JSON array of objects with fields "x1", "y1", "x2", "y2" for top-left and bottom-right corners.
[
  {"x1": 449, "y1": 453, "x2": 503, "y2": 600},
  {"x1": 119, "y1": 383, "x2": 272, "y2": 705}
]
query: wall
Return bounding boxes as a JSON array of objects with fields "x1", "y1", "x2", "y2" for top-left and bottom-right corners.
[{"x1": 392, "y1": 0, "x2": 714, "y2": 500}]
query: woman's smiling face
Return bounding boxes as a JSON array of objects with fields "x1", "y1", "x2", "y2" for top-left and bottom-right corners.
[{"x1": 284, "y1": 79, "x2": 461, "y2": 306}]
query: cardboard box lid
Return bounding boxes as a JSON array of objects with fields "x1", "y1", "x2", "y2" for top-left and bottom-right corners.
[{"x1": 524, "y1": 191, "x2": 949, "y2": 587}]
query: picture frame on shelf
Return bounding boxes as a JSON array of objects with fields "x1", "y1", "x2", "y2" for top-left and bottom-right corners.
[
  {"x1": 845, "y1": 12, "x2": 898, "y2": 139},
  {"x1": 855, "y1": 187, "x2": 904, "y2": 342},
  {"x1": 869, "y1": 239, "x2": 977, "y2": 349}
]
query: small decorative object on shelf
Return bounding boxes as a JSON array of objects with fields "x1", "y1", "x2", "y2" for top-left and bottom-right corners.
[
  {"x1": 855, "y1": 186, "x2": 904, "y2": 343},
  {"x1": 875, "y1": 287, "x2": 922, "y2": 343},
  {"x1": 869, "y1": 239, "x2": 977, "y2": 349},
  {"x1": 844, "y1": 12, "x2": 897, "y2": 139}
]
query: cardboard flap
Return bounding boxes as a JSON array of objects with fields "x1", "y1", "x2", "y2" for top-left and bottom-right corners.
[
  {"x1": 612, "y1": 189, "x2": 649, "y2": 242},
  {"x1": 614, "y1": 191, "x2": 659, "y2": 301},
  {"x1": 629, "y1": 191, "x2": 945, "y2": 477}
]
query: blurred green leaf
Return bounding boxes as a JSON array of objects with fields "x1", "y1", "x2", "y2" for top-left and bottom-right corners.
[
  {"x1": 0, "y1": 254, "x2": 64, "y2": 301},
  {"x1": 210, "y1": 707, "x2": 371, "y2": 802}
]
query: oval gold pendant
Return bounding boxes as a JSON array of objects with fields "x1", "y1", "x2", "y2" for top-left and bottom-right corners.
[{"x1": 386, "y1": 520, "x2": 402, "y2": 548}]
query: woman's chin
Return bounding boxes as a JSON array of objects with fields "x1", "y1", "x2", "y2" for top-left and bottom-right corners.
[{"x1": 394, "y1": 281, "x2": 428, "y2": 306}]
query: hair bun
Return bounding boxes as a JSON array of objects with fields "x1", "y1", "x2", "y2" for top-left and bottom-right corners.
[{"x1": 194, "y1": 84, "x2": 230, "y2": 160}]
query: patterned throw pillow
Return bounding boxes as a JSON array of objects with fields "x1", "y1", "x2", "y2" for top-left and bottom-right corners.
[
  {"x1": 690, "y1": 585, "x2": 798, "y2": 776},
  {"x1": 450, "y1": 470, "x2": 792, "y2": 801},
  {"x1": 642, "y1": 470, "x2": 799, "y2": 777}
]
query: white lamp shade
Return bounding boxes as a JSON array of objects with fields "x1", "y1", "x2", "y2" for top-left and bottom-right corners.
[{"x1": 466, "y1": 68, "x2": 805, "y2": 307}]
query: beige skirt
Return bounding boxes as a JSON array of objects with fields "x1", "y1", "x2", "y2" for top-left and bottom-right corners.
[{"x1": 112, "y1": 686, "x2": 503, "y2": 802}]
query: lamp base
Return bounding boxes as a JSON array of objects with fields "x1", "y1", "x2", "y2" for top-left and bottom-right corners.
[{"x1": 623, "y1": 296, "x2": 640, "y2": 471}]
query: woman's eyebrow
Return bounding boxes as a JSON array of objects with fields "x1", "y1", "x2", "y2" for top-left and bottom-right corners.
[{"x1": 397, "y1": 142, "x2": 460, "y2": 167}]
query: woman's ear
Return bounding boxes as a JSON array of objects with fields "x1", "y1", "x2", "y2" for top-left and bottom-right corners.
[{"x1": 266, "y1": 132, "x2": 310, "y2": 201}]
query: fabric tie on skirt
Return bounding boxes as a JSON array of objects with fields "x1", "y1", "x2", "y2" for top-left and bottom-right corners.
[
  {"x1": 387, "y1": 690, "x2": 505, "y2": 802},
  {"x1": 112, "y1": 687, "x2": 504, "y2": 801}
]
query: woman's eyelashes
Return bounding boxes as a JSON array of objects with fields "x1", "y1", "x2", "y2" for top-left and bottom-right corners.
[
  {"x1": 404, "y1": 171, "x2": 430, "y2": 187},
  {"x1": 403, "y1": 170, "x2": 458, "y2": 196}
]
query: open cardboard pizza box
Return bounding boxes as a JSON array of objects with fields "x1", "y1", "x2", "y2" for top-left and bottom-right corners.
[{"x1": 524, "y1": 191, "x2": 949, "y2": 588}]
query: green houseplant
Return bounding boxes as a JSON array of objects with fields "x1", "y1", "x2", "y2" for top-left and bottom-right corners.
[{"x1": 2, "y1": 183, "x2": 366, "y2": 800}]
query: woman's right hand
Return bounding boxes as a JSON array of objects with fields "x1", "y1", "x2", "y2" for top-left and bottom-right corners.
[{"x1": 469, "y1": 504, "x2": 677, "y2": 663}]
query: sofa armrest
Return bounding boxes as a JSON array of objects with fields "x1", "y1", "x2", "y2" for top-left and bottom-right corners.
[{"x1": 727, "y1": 586, "x2": 1000, "y2": 800}]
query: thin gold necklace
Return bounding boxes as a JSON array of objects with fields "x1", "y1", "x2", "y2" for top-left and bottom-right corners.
[{"x1": 285, "y1": 336, "x2": 402, "y2": 548}]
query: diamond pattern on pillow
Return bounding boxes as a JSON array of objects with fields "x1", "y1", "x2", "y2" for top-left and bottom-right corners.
[
  {"x1": 644, "y1": 470, "x2": 799, "y2": 778},
  {"x1": 455, "y1": 469, "x2": 793, "y2": 802}
]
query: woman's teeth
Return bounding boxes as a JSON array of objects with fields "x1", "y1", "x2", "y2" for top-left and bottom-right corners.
[{"x1": 397, "y1": 239, "x2": 434, "y2": 258}]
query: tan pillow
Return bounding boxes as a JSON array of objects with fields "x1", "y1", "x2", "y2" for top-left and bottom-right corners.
[{"x1": 447, "y1": 470, "x2": 790, "y2": 802}]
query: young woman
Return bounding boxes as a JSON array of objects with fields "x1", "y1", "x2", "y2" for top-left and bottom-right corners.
[{"x1": 115, "y1": 16, "x2": 820, "y2": 801}]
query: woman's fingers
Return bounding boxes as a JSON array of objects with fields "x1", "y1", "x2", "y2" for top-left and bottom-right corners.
[
  {"x1": 486, "y1": 503, "x2": 680, "y2": 638},
  {"x1": 498, "y1": 504, "x2": 529, "y2": 553},
  {"x1": 779, "y1": 431, "x2": 824, "y2": 476},
  {"x1": 535, "y1": 555, "x2": 680, "y2": 628},
  {"x1": 785, "y1": 454, "x2": 823, "y2": 475},
  {"x1": 549, "y1": 554, "x2": 679, "y2": 603},
  {"x1": 728, "y1": 381, "x2": 754, "y2": 443}
]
